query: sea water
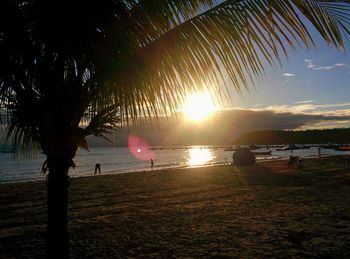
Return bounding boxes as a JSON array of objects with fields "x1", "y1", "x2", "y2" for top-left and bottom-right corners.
[{"x1": 0, "y1": 146, "x2": 349, "y2": 183}]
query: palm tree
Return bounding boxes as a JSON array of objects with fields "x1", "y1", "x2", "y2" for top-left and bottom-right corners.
[{"x1": 1, "y1": 0, "x2": 349, "y2": 257}]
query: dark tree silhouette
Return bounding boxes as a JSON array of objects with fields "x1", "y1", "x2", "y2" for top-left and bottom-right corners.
[{"x1": 1, "y1": 0, "x2": 350, "y2": 257}]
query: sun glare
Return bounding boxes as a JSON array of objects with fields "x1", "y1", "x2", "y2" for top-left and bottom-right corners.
[
  {"x1": 183, "y1": 91, "x2": 215, "y2": 121},
  {"x1": 188, "y1": 148, "x2": 213, "y2": 166}
]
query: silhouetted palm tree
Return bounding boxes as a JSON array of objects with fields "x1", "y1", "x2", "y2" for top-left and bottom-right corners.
[{"x1": 1, "y1": 0, "x2": 350, "y2": 257}]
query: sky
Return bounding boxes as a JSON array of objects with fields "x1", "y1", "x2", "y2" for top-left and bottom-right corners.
[
  {"x1": 4, "y1": 37, "x2": 348, "y2": 147},
  {"x1": 87, "y1": 14, "x2": 350, "y2": 147},
  {"x1": 2, "y1": 3, "x2": 350, "y2": 147},
  {"x1": 226, "y1": 26, "x2": 350, "y2": 130},
  {"x1": 207, "y1": 1, "x2": 350, "y2": 119}
]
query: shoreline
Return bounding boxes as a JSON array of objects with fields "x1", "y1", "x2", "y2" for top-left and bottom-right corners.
[
  {"x1": 0, "y1": 153, "x2": 341, "y2": 185},
  {"x1": 1, "y1": 156, "x2": 350, "y2": 257},
  {"x1": 0, "y1": 157, "x2": 289, "y2": 185}
]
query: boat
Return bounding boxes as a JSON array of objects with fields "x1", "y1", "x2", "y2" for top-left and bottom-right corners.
[
  {"x1": 224, "y1": 145, "x2": 246, "y2": 151},
  {"x1": 249, "y1": 145, "x2": 261, "y2": 150},
  {"x1": 334, "y1": 146, "x2": 350, "y2": 151},
  {"x1": 276, "y1": 144, "x2": 298, "y2": 151},
  {"x1": 252, "y1": 150, "x2": 272, "y2": 156},
  {"x1": 321, "y1": 144, "x2": 337, "y2": 149}
]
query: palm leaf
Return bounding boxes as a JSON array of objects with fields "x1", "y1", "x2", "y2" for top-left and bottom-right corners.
[
  {"x1": 0, "y1": 0, "x2": 350, "y2": 153},
  {"x1": 105, "y1": 0, "x2": 350, "y2": 121}
]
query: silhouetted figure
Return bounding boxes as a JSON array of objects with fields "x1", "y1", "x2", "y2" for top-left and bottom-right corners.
[
  {"x1": 318, "y1": 144, "x2": 321, "y2": 158},
  {"x1": 288, "y1": 156, "x2": 302, "y2": 168},
  {"x1": 42, "y1": 160, "x2": 48, "y2": 175},
  {"x1": 150, "y1": 159, "x2": 154, "y2": 168},
  {"x1": 94, "y1": 163, "x2": 101, "y2": 175}
]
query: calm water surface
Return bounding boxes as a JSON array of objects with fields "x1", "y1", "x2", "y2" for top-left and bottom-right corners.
[{"x1": 0, "y1": 146, "x2": 349, "y2": 183}]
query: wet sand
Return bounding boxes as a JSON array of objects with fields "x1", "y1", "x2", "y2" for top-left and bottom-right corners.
[{"x1": 1, "y1": 157, "x2": 350, "y2": 258}]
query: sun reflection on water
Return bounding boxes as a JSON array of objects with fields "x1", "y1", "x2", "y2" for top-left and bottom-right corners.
[{"x1": 188, "y1": 148, "x2": 213, "y2": 166}]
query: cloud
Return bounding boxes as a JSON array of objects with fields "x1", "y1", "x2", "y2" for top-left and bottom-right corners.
[
  {"x1": 304, "y1": 59, "x2": 348, "y2": 71},
  {"x1": 87, "y1": 107, "x2": 350, "y2": 146},
  {"x1": 334, "y1": 63, "x2": 347, "y2": 67},
  {"x1": 299, "y1": 120, "x2": 350, "y2": 130},
  {"x1": 316, "y1": 102, "x2": 350, "y2": 109},
  {"x1": 282, "y1": 73, "x2": 295, "y2": 77},
  {"x1": 260, "y1": 102, "x2": 350, "y2": 116},
  {"x1": 305, "y1": 59, "x2": 315, "y2": 68},
  {"x1": 295, "y1": 100, "x2": 314, "y2": 104}
]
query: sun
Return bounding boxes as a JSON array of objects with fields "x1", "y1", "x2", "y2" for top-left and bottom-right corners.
[{"x1": 183, "y1": 91, "x2": 215, "y2": 121}]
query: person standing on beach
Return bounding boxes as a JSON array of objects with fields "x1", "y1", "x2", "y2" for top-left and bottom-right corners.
[
  {"x1": 318, "y1": 145, "x2": 321, "y2": 158},
  {"x1": 150, "y1": 159, "x2": 154, "y2": 169},
  {"x1": 94, "y1": 163, "x2": 101, "y2": 175}
]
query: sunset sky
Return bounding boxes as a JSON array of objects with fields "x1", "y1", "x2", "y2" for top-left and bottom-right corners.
[
  {"x1": 85, "y1": 24, "x2": 350, "y2": 147},
  {"x1": 2, "y1": 8, "x2": 350, "y2": 147},
  {"x1": 2, "y1": 31, "x2": 348, "y2": 147},
  {"x1": 227, "y1": 27, "x2": 350, "y2": 130},
  {"x1": 4, "y1": 33, "x2": 348, "y2": 146}
]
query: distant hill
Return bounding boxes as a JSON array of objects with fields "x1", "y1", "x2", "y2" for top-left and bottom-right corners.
[{"x1": 234, "y1": 128, "x2": 350, "y2": 145}]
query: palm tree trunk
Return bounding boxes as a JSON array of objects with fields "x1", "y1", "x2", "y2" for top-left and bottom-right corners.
[{"x1": 45, "y1": 160, "x2": 70, "y2": 259}]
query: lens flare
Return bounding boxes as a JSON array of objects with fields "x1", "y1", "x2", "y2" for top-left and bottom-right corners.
[{"x1": 128, "y1": 135, "x2": 153, "y2": 160}]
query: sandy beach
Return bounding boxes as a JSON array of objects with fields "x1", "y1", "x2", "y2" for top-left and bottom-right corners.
[{"x1": 1, "y1": 156, "x2": 350, "y2": 258}]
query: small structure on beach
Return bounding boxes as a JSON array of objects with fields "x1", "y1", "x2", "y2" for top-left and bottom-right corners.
[{"x1": 232, "y1": 147, "x2": 256, "y2": 166}]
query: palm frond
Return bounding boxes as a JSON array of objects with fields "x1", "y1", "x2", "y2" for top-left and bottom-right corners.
[
  {"x1": 108, "y1": 0, "x2": 350, "y2": 121},
  {"x1": 1, "y1": 0, "x2": 350, "y2": 155}
]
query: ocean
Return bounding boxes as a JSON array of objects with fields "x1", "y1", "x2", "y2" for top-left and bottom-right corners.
[{"x1": 1, "y1": 146, "x2": 349, "y2": 183}]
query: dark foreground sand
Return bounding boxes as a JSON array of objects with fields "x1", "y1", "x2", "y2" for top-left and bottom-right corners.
[{"x1": 1, "y1": 157, "x2": 350, "y2": 258}]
